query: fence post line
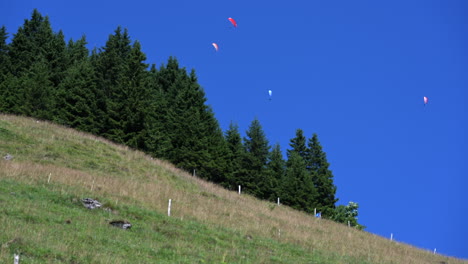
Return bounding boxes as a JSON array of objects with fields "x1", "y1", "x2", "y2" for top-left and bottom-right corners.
[{"x1": 168, "y1": 199, "x2": 172, "y2": 217}]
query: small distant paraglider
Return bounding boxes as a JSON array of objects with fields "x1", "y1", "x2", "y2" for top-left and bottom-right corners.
[
  {"x1": 268, "y1": 90, "x2": 272, "y2": 101},
  {"x1": 423, "y1": 96, "x2": 428, "y2": 106},
  {"x1": 228, "y1": 17, "x2": 237, "y2": 28},
  {"x1": 212, "y1": 42, "x2": 219, "y2": 52}
]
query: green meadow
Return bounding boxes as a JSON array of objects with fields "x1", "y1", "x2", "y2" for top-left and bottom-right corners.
[{"x1": 0, "y1": 114, "x2": 464, "y2": 264}]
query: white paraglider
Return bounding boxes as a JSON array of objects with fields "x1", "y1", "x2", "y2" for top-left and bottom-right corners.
[{"x1": 212, "y1": 42, "x2": 219, "y2": 52}]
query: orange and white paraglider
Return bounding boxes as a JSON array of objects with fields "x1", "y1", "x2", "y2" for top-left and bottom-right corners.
[
  {"x1": 228, "y1": 17, "x2": 237, "y2": 28},
  {"x1": 212, "y1": 42, "x2": 219, "y2": 52},
  {"x1": 423, "y1": 96, "x2": 428, "y2": 106}
]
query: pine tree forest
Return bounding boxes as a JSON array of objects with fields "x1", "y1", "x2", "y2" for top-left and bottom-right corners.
[{"x1": 0, "y1": 9, "x2": 363, "y2": 228}]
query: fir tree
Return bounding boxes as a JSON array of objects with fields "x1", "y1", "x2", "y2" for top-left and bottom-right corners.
[
  {"x1": 307, "y1": 133, "x2": 338, "y2": 217},
  {"x1": 0, "y1": 26, "x2": 11, "y2": 112},
  {"x1": 46, "y1": 29, "x2": 67, "y2": 88},
  {"x1": 174, "y1": 70, "x2": 227, "y2": 181},
  {"x1": 241, "y1": 118, "x2": 270, "y2": 196},
  {"x1": 93, "y1": 26, "x2": 134, "y2": 144},
  {"x1": 9, "y1": 9, "x2": 64, "y2": 80},
  {"x1": 0, "y1": 26, "x2": 9, "y2": 77},
  {"x1": 282, "y1": 151, "x2": 316, "y2": 213},
  {"x1": 145, "y1": 57, "x2": 182, "y2": 155},
  {"x1": 265, "y1": 143, "x2": 285, "y2": 201},
  {"x1": 18, "y1": 57, "x2": 54, "y2": 119},
  {"x1": 287, "y1": 129, "x2": 308, "y2": 161},
  {"x1": 0, "y1": 74, "x2": 20, "y2": 113},
  {"x1": 119, "y1": 40, "x2": 151, "y2": 149},
  {"x1": 52, "y1": 35, "x2": 104, "y2": 132},
  {"x1": 89, "y1": 47, "x2": 108, "y2": 134},
  {"x1": 6, "y1": 9, "x2": 67, "y2": 118},
  {"x1": 142, "y1": 64, "x2": 172, "y2": 158},
  {"x1": 224, "y1": 122, "x2": 245, "y2": 189},
  {"x1": 154, "y1": 58, "x2": 228, "y2": 182},
  {"x1": 66, "y1": 36, "x2": 89, "y2": 66},
  {"x1": 8, "y1": 9, "x2": 49, "y2": 75}
]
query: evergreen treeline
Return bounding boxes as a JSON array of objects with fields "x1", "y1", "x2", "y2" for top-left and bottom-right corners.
[{"x1": 0, "y1": 9, "x2": 363, "y2": 228}]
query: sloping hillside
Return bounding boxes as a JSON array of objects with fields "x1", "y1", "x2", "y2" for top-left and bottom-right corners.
[{"x1": 0, "y1": 114, "x2": 465, "y2": 263}]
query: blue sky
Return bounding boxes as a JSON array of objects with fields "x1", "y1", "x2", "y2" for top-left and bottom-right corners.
[{"x1": 1, "y1": 0, "x2": 466, "y2": 259}]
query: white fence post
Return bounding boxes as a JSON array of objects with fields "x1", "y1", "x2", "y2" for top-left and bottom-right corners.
[
  {"x1": 348, "y1": 221, "x2": 350, "y2": 227},
  {"x1": 277, "y1": 197, "x2": 280, "y2": 206},
  {"x1": 168, "y1": 199, "x2": 172, "y2": 217},
  {"x1": 14, "y1": 254, "x2": 19, "y2": 264},
  {"x1": 238, "y1": 185, "x2": 241, "y2": 195},
  {"x1": 47, "y1": 173, "x2": 51, "y2": 183}
]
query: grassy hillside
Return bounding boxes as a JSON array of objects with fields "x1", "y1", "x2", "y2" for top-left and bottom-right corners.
[{"x1": 0, "y1": 114, "x2": 465, "y2": 264}]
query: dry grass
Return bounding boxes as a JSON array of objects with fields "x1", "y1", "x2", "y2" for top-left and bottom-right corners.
[{"x1": 0, "y1": 114, "x2": 466, "y2": 264}]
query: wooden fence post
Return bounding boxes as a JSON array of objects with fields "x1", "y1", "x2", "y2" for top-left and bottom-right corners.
[{"x1": 168, "y1": 199, "x2": 172, "y2": 217}]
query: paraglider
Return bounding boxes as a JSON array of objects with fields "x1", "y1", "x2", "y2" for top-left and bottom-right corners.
[
  {"x1": 212, "y1": 42, "x2": 219, "y2": 52},
  {"x1": 228, "y1": 17, "x2": 237, "y2": 28},
  {"x1": 423, "y1": 96, "x2": 428, "y2": 106},
  {"x1": 268, "y1": 90, "x2": 272, "y2": 101}
]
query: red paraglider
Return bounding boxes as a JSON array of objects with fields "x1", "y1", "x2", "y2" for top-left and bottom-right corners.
[
  {"x1": 423, "y1": 96, "x2": 428, "y2": 105},
  {"x1": 228, "y1": 17, "x2": 237, "y2": 28},
  {"x1": 212, "y1": 43, "x2": 219, "y2": 52}
]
